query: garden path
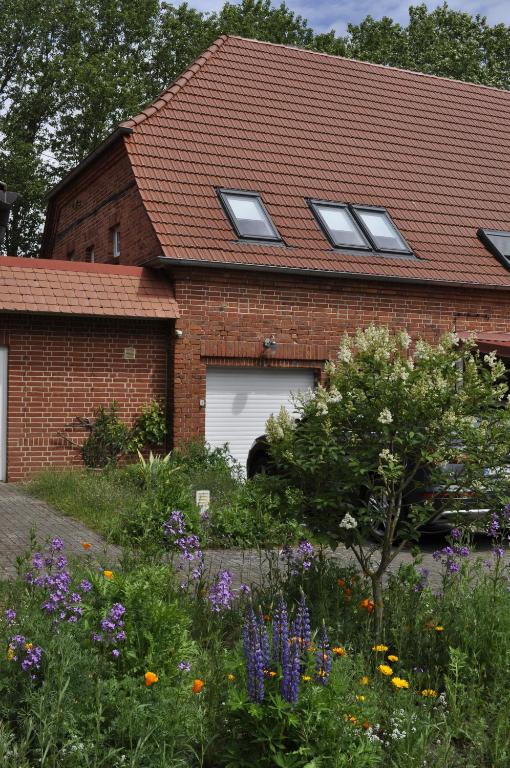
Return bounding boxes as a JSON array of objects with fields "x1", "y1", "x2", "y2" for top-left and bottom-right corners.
[
  {"x1": 0, "y1": 485, "x2": 507, "y2": 591},
  {"x1": 0, "y1": 483, "x2": 120, "y2": 579}
]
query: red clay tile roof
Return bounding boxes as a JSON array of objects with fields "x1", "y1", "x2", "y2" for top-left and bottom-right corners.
[
  {"x1": 0, "y1": 257, "x2": 178, "y2": 319},
  {"x1": 120, "y1": 35, "x2": 510, "y2": 288},
  {"x1": 460, "y1": 330, "x2": 510, "y2": 356}
]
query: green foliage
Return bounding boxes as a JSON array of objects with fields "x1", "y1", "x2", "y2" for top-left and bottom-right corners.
[
  {"x1": 128, "y1": 400, "x2": 167, "y2": 453},
  {"x1": 81, "y1": 403, "x2": 131, "y2": 469},
  {"x1": 4, "y1": 1, "x2": 510, "y2": 255}
]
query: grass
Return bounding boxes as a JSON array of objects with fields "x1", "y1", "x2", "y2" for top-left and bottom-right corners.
[{"x1": 25, "y1": 467, "x2": 144, "y2": 542}]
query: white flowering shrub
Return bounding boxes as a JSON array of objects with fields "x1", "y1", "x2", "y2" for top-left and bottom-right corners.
[{"x1": 267, "y1": 326, "x2": 510, "y2": 631}]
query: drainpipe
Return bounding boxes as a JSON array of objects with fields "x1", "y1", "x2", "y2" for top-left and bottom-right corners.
[{"x1": 0, "y1": 182, "x2": 19, "y2": 253}]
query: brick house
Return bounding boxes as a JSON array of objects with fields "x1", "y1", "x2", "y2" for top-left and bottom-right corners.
[{"x1": 5, "y1": 35, "x2": 510, "y2": 478}]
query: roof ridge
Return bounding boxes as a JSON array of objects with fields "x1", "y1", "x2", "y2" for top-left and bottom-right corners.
[
  {"x1": 120, "y1": 35, "x2": 230, "y2": 129},
  {"x1": 227, "y1": 35, "x2": 510, "y2": 97},
  {"x1": 0, "y1": 256, "x2": 150, "y2": 277}
]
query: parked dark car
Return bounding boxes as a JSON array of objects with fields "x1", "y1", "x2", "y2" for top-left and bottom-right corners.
[{"x1": 246, "y1": 435, "x2": 496, "y2": 534}]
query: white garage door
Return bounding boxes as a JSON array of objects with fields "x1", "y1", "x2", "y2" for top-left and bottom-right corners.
[{"x1": 205, "y1": 366, "x2": 315, "y2": 471}]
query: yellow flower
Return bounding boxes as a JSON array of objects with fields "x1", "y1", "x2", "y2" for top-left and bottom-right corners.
[
  {"x1": 6, "y1": 647, "x2": 15, "y2": 661},
  {"x1": 227, "y1": 674, "x2": 235, "y2": 681},
  {"x1": 24, "y1": 642, "x2": 33, "y2": 651},
  {"x1": 103, "y1": 570, "x2": 114, "y2": 580},
  {"x1": 377, "y1": 664, "x2": 393, "y2": 676},
  {"x1": 387, "y1": 654, "x2": 399, "y2": 662},
  {"x1": 144, "y1": 671, "x2": 158, "y2": 687},
  {"x1": 302, "y1": 675, "x2": 311, "y2": 682},
  {"x1": 421, "y1": 689, "x2": 438, "y2": 698},
  {"x1": 332, "y1": 646, "x2": 347, "y2": 657},
  {"x1": 391, "y1": 677, "x2": 409, "y2": 689},
  {"x1": 345, "y1": 714, "x2": 358, "y2": 724},
  {"x1": 360, "y1": 676, "x2": 369, "y2": 686},
  {"x1": 268, "y1": 671, "x2": 277, "y2": 678},
  {"x1": 434, "y1": 626, "x2": 444, "y2": 632},
  {"x1": 307, "y1": 644, "x2": 316, "y2": 652},
  {"x1": 356, "y1": 695, "x2": 365, "y2": 701},
  {"x1": 372, "y1": 644, "x2": 389, "y2": 652}
]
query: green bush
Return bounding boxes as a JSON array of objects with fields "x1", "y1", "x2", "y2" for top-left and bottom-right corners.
[
  {"x1": 81, "y1": 403, "x2": 131, "y2": 468},
  {"x1": 128, "y1": 400, "x2": 167, "y2": 453}
]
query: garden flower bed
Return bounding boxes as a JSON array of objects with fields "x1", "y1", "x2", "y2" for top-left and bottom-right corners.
[{"x1": 1, "y1": 509, "x2": 510, "y2": 768}]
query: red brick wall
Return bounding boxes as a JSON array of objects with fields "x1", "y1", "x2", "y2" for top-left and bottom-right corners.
[
  {"x1": 0, "y1": 314, "x2": 170, "y2": 481},
  {"x1": 42, "y1": 141, "x2": 160, "y2": 265},
  {"x1": 170, "y1": 266, "x2": 510, "y2": 446}
]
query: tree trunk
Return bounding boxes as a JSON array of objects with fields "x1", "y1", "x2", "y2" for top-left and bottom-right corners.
[{"x1": 371, "y1": 574, "x2": 384, "y2": 641}]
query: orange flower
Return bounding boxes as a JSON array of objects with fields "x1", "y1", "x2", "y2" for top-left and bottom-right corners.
[
  {"x1": 344, "y1": 587, "x2": 353, "y2": 596},
  {"x1": 359, "y1": 598, "x2": 375, "y2": 613},
  {"x1": 338, "y1": 578, "x2": 346, "y2": 588},
  {"x1": 268, "y1": 671, "x2": 277, "y2": 678},
  {"x1": 144, "y1": 671, "x2": 158, "y2": 687},
  {"x1": 332, "y1": 646, "x2": 347, "y2": 657},
  {"x1": 103, "y1": 570, "x2": 114, "y2": 580},
  {"x1": 263, "y1": 614, "x2": 272, "y2": 622},
  {"x1": 82, "y1": 542, "x2": 91, "y2": 551},
  {"x1": 362, "y1": 721, "x2": 371, "y2": 730},
  {"x1": 192, "y1": 679, "x2": 204, "y2": 694}
]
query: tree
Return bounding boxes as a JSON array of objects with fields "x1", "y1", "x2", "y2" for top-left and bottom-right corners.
[{"x1": 266, "y1": 327, "x2": 510, "y2": 636}]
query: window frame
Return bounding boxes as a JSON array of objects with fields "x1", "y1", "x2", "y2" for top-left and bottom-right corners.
[
  {"x1": 217, "y1": 188, "x2": 282, "y2": 243},
  {"x1": 477, "y1": 228, "x2": 510, "y2": 271},
  {"x1": 350, "y1": 204, "x2": 413, "y2": 256},
  {"x1": 112, "y1": 226, "x2": 121, "y2": 261},
  {"x1": 308, "y1": 199, "x2": 372, "y2": 251}
]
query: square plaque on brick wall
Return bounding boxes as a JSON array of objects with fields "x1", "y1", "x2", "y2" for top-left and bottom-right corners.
[{"x1": 123, "y1": 347, "x2": 136, "y2": 360}]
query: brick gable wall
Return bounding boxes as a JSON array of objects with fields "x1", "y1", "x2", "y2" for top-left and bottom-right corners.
[
  {"x1": 1, "y1": 314, "x2": 170, "y2": 480},
  {"x1": 170, "y1": 267, "x2": 510, "y2": 447},
  {"x1": 42, "y1": 142, "x2": 160, "y2": 265}
]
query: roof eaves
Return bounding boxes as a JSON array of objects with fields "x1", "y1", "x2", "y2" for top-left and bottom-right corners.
[
  {"x1": 120, "y1": 35, "x2": 230, "y2": 130},
  {"x1": 157, "y1": 255, "x2": 510, "y2": 292}
]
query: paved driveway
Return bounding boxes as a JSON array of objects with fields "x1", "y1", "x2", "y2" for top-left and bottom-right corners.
[
  {"x1": 0, "y1": 484, "x2": 119, "y2": 579},
  {"x1": 1, "y1": 484, "x2": 507, "y2": 590}
]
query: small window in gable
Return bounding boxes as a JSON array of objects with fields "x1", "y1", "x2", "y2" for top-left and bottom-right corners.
[
  {"x1": 86, "y1": 245, "x2": 95, "y2": 263},
  {"x1": 112, "y1": 226, "x2": 121, "y2": 261},
  {"x1": 309, "y1": 201, "x2": 371, "y2": 249},
  {"x1": 218, "y1": 190, "x2": 281, "y2": 242},
  {"x1": 478, "y1": 229, "x2": 510, "y2": 271},
  {"x1": 352, "y1": 206, "x2": 411, "y2": 253}
]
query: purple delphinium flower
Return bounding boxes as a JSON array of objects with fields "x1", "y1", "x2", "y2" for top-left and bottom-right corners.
[
  {"x1": 178, "y1": 660, "x2": 191, "y2": 672},
  {"x1": 32, "y1": 552, "x2": 44, "y2": 570},
  {"x1": 51, "y1": 537, "x2": 64, "y2": 552},
  {"x1": 450, "y1": 528, "x2": 462, "y2": 541},
  {"x1": 92, "y1": 633, "x2": 103, "y2": 643},
  {"x1": 493, "y1": 547, "x2": 505, "y2": 559},
  {"x1": 281, "y1": 636, "x2": 301, "y2": 704},
  {"x1": 79, "y1": 579, "x2": 92, "y2": 593},
  {"x1": 112, "y1": 649, "x2": 120, "y2": 659},
  {"x1": 433, "y1": 543, "x2": 470, "y2": 575},
  {"x1": 163, "y1": 510, "x2": 204, "y2": 583},
  {"x1": 4, "y1": 608, "x2": 16, "y2": 625},
  {"x1": 281, "y1": 540, "x2": 316, "y2": 574},
  {"x1": 208, "y1": 570, "x2": 235, "y2": 613},
  {"x1": 488, "y1": 513, "x2": 500, "y2": 539},
  {"x1": 243, "y1": 605, "x2": 265, "y2": 703},
  {"x1": 314, "y1": 624, "x2": 332, "y2": 685},
  {"x1": 239, "y1": 583, "x2": 251, "y2": 595},
  {"x1": 20, "y1": 645, "x2": 43, "y2": 673}
]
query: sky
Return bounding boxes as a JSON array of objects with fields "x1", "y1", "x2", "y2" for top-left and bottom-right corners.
[{"x1": 192, "y1": 0, "x2": 510, "y2": 34}]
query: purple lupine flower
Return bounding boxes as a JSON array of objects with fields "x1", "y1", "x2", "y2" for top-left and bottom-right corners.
[
  {"x1": 314, "y1": 624, "x2": 332, "y2": 685},
  {"x1": 243, "y1": 605, "x2": 265, "y2": 703},
  {"x1": 272, "y1": 595, "x2": 289, "y2": 668},
  {"x1": 258, "y1": 609, "x2": 271, "y2": 671},
  {"x1": 178, "y1": 660, "x2": 191, "y2": 672},
  {"x1": 4, "y1": 608, "x2": 16, "y2": 625},
  {"x1": 79, "y1": 579, "x2": 92, "y2": 592},
  {"x1": 208, "y1": 570, "x2": 235, "y2": 612},
  {"x1": 281, "y1": 636, "x2": 301, "y2": 704},
  {"x1": 290, "y1": 592, "x2": 311, "y2": 648}
]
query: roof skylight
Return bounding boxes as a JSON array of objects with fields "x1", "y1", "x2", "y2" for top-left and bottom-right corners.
[
  {"x1": 478, "y1": 228, "x2": 510, "y2": 271},
  {"x1": 309, "y1": 202, "x2": 371, "y2": 250},
  {"x1": 352, "y1": 206, "x2": 411, "y2": 253},
  {"x1": 218, "y1": 189, "x2": 281, "y2": 241}
]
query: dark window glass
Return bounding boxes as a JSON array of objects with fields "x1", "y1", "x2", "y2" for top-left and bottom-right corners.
[{"x1": 478, "y1": 229, "x2": 510, "y2": 270}]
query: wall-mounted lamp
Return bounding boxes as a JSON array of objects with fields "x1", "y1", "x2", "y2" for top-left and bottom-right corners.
[
  {"x1": 263, "y1": 334, "x2": 277, "y2": 351},
  {"x1": 175, "y1": 328, "x2": 183, "y2": 338}
]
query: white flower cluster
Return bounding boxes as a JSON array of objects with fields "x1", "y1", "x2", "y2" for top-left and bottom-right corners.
[
  {"x1": 379, "y1": 448, "x2": 396, "y2": 464},
  {"x1": 338, "y1": 512, "x2": 358, "y2": 530},
  {"x1": 378, "y1": 408, "x2": 393, "y2": 425}
]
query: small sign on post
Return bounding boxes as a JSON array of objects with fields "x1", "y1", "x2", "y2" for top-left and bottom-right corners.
[{"x1": 195, "y1": 489, "x2": 211, "y2": 513}]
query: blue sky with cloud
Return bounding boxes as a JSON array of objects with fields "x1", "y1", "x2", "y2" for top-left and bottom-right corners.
[{"x1": 194, "y1": 0, "x2": 510, "y2": 34}]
